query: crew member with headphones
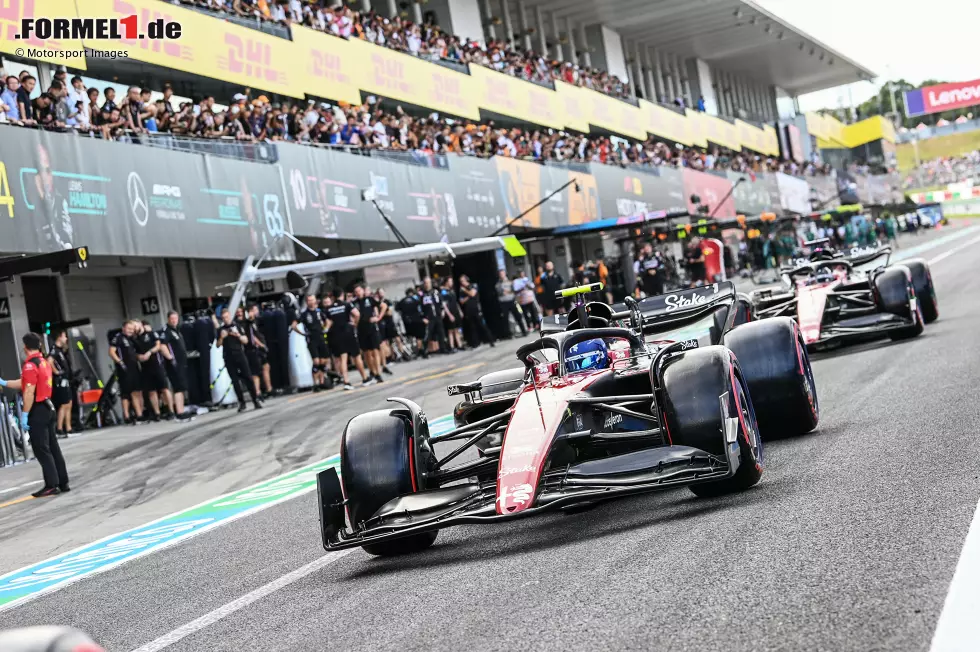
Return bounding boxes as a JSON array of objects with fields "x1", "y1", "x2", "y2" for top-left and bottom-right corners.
[{"x1": 0, "y1": 333, "x2": 71, "y2": 497}]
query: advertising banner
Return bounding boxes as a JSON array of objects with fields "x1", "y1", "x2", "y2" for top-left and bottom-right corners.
[
  {"x1": 726, "y1": 172, "x2": 779, "y2": 216},
  {"x1": 291, "y1": 25, "x2": 363, "y2": 105},
  {"x1": 775, "y1": 173, "x2": 811, "y2": 215},
  {"x1": 807, "y1": 176, "x2": 840, "y2": 212},
  {"x1": 472, "y1": 67, "x2": 564, "y2": 129},
  {"x1": 682, "y1": 169, "x2": 735, "y2": 218},
  {"x1": 79, "y1": 0, "x2": 303, "y2": 98},
  {"x1": 0, "y1": 128, "x2": 294, "y2": 260},
  {"x1": 591, "y1": 165, "x2": 686, "y2": 218},
  {"x1": 0, "y1": 0, "x2": 87, "y2": 67},
  {"x1": 905, "y1": 78, "x2": 980, "y2": 117}
]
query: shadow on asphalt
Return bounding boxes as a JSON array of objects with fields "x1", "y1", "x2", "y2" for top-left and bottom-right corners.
[{"x1": 336, "y1": 478, "x2": 791, "y2": 580}]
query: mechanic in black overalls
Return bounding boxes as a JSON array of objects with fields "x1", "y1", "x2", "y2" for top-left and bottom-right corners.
[
  {"x1": 324, "y1": 294, "x2": 370, "y2": 389},
  {"x1": 637, "y1": 245, "x2": 665, "y2": 298},
  {"x1": 47, "y1": 329, "x2": 74, "y2": 437},
  {"x1": 293, "y1": 295, "x2": 330, "y2": 392},
  {"x1": 397, "y1": 287, "x2": 426, "y2": 359},
  {"x1": 458, "y1": 275, "x2": 495, "y2": 349},
  {"x1": 217, "y1": 307, "x2": 262, "y2": 412},
  {"x1": 420, "y1": 277, "x2": 448, "y2": 358},
  {"x1": 162, "y1": 311, "x2": 191, "y2": 420}
]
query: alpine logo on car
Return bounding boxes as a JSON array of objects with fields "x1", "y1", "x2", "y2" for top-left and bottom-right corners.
[{"x1": 499, "y1": 465, "x2": 536, "y2": 479}]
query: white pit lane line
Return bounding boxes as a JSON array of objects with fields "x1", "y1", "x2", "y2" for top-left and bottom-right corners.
[
  {"x1": 128, "y1": 550, "x2": 357, "y2": 652},
  {"x1": 124, "y1": 229, "x2": 980, "y2": 652}
]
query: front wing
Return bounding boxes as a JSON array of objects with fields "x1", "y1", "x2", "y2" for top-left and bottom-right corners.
[{"x1": 317, "y1": 442, "x2": 740, "y2": 551}]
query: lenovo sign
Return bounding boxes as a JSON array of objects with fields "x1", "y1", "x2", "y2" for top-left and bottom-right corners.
[{"x1": 904, "y1": 78, "x2": 980, "y2": 117}]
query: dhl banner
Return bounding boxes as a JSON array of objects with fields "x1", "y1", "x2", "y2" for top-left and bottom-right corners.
[
  {"x1": 684, "y1": 110, "x2": 708, "y2": 148},
  {"x1": 347, "y1": 37, "x2": 478, "y2": 120},
  {"x1": 1, "y1": 0, "x2": 87, "y2": 68},
  {"x1": 642, "y1": 101, "x2": 690, "y2": 146},
  {"x1": 78, "y1": 0, "x2": 302, "y2": 97},
  {"x1": 49, "y1": 2, "x2": 790, "y2": 154},
  {"x1": 472, "y1": 66, "x2": 563, "y2": 129},
  {"x1": 291, "y1": 25, "x2": 362, "y2": 105}
]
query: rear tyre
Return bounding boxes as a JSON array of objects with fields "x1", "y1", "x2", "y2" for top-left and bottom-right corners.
[
  {"x1": 340, "y1": 409, "x2": 438, "y2": 556},
  {"x1": 875, "y1": 267, "x2": 924, "y2": 341},
  {"x1": 903, "y1": 258, "x2": 938, "y2": 324},
  {"x1": 723, "y1": 317, "x2": 818, "y2": 438},
  {"x1": 658, "y1": 346, "x2": 763, "y2": 497}
]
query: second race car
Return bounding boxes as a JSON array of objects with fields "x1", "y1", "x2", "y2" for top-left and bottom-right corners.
[{"x1": 747, "y1": 240, "x2": 938, "y2": 350}]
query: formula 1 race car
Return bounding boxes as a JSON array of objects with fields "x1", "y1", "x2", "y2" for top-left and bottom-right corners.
[
  {"x1": 316, "y1": 282, "x2": 818, "y2": 556},
  {"x1": 746, "y1": 240, "x2": 938, "y2": 350}
]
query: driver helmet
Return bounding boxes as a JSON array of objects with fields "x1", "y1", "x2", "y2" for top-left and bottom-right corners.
[{"x1": 565, "y1": 338, "x2": 610, "y2": 374}]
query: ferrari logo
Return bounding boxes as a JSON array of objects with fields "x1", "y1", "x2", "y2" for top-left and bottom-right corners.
[{"x1": 77, "y1": 247, "x2": 88, "y2": 262}]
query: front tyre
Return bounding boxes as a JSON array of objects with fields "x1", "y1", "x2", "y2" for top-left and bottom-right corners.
[
  {"x1": 723, "y1": 317, "x2": 818, "y2": 438},
  {"x1": 902, "y1": 258, "x2": 938, "y2": 324},
  {"x1": 658, "y1": 346, "x2": 763, "y2": 498},
  {"x1": 875, "y1": 267, "x2": 924, "y2": 341},
  {"x1": 340, "y1": 409, "x2": 438, "y2": 556}
]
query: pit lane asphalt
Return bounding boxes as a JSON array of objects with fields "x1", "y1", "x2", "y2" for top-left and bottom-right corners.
[{"x1": 4, "y1": 224, "x2": 980, "y2": 652}]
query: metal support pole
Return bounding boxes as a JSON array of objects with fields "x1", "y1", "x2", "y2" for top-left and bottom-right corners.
[
  {"x1": 412, "y1": 0, "x2": 423, "y2": 24},
  {"x1": 516, "y1": 0, "x2": 531, "y2": 51},
  {"x1": 577, "y1": 23, "x2": 591, "y2": 67},
  {"x1": 642, "y1": 48, "x2": 655, "y2": 103},
  {"x1": 549, "y1": 11, "x2": 563, "y2": 61},
  {"x1": 481, "y1": 0, "x2": 497, "y2": 41},
  {"x1": 565, "y1": 17, "x2": 577, "y2": 64},
  {"x1": 501, "y1": 0, "x2": 514, "y2": 48},
  {"x1": 680, "y1": 56, "x2": 692, "y2": 107},
  {"x1": 534, "y1": 5, "x2": 547, "y2": 54},
  {"x1": 386, "y1": 0, "x2": 397, "y2": 17},
  {"x1": 652, "y1": 49, "x2": 665, "y2": 103}
]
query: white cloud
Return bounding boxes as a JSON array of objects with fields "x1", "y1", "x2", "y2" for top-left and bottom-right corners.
[{"x1": 755, "y1": 0, "x2": 980, "y2": 111}]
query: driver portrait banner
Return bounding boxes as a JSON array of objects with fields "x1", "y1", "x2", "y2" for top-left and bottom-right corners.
[
  {"x1": 683, "y1": 169, "x2": 735, "y2": 218},
  {"x1": 0, "y1": 128, "x2": 294, "y2": 260}
]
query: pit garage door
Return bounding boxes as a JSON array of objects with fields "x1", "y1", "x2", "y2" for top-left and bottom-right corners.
[{"x1": 63, "y1": 276, "x2": 126, "y2": 382}]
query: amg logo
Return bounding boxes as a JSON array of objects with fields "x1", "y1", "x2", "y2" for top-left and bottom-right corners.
[{"x1": 153, "y1": 185, "x2": 181, "y2": 198}]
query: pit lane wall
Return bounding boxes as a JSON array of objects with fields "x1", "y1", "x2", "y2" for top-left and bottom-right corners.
[{"x1": 0, "y1": 127, "x2": 905, "y2": 260}]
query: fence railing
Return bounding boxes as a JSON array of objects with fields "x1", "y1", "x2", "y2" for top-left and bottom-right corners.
[{"x1": 0, "y1": 399, "x2": 29, "y2": 469}]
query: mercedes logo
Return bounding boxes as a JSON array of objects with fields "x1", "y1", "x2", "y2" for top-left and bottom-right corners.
[{"x1": 127, "y1": 172, "x2": 148, "y2": 227}]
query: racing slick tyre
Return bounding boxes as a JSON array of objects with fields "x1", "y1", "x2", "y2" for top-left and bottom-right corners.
[
  {"x1": 902, "y1": 258, "x2": 939, "y2": 324},
  {"x1": 658, "y1": 346, "x2": 763, "y2": 497},
  {"x1": 340, "y1": 409, "x2": 439, "y2": 556},
  {"x1": 874, "y1": 267, "x2": 924, "y2": 341},
  {"x1": 722, "y1": 317, "x2": 818, "y2": 438}
]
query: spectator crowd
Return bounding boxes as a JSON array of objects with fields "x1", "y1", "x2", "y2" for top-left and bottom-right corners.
[
  {"x1": 902, "y1": 151, "x2": 980, "y2": 190},
  {"x1": 0, "y1": 67, "x2": 830, "y2": 178}
]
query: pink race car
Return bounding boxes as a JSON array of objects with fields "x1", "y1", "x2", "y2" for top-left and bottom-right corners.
[{"x1": 749, "y1": 241, "x2": 938, "y2": 350}]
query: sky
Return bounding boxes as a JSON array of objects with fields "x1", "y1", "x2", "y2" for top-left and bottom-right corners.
[{"x1": 755, "y1": 0, "x2": 980, "y2": 112}]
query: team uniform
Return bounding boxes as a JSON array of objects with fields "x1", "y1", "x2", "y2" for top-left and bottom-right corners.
[
  {"x1": 421, "y1": 288, "x2": 447, "y2": 350},
  {"x1": 325, "y1": 301, "x2": 360, "y2": 357},
  {"x1": 355, "y1": 295, "x2": 382, "y2": 351},
  {"x1": 218, "y1": 321, "x2": 259, "y2": 408},
  {"x1": 299, "y1": 307, "x2": 329, "y2": 360},
  {"x1": 441, "y1": 287, "x2": 462, "y2": 335},
  {"x1": 397, "y1": 293, "x2": 426, "y2": 340},
  {"x1": 635, "y1": 255, "x2": 664, "y2": 297},
  {"x1": 162, "y1": 323, "x2": 188, "y2": 393},
  {"x1": 239, "y1": 317, "x2": 268, "y2": 378},
  {"x1": 134, "y1": 328, "x2": 168, "y2": 392},
  {"x1": 22, "y1": 354, "x2": 70, "y2": 491},
  {"x1": 49, "y1": 346, "x2": 73, "y2": 408},
  {"x1": 379, "y1": 298, "x2": 398, "y2": 342},
  {"x1": 111, "y1": 330, "x2": 141, "y2": 395}
]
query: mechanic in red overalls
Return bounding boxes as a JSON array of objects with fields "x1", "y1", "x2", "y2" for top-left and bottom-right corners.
[{"x1": 0, "y1": 332, "x2": 70, "y2": 497}]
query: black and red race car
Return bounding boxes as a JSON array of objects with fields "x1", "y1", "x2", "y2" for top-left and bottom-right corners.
[
  {"x1": 747, "y1": 240, "x2": 938, "y2": 350},
  {"x1": 316, "y1": 282, "x2": 818, "y2": 556}
]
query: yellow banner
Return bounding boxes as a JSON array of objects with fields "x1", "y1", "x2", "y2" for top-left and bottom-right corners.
[
  {"x1": 562, "y1": 83, "x2": 646, "y2": 140},
  {"x1": 0, "y1": 0, "x2": 87, "y2": 68},
  {"x1": 472, "y1": 66, "x2": 563, "y2": 130},
  {"x1": 642, "y1": 101, "x2": 690, "y2": 145},
  {"x1": 79, "y1": 0, "x2": 302, "y2": 97},
  {"x1": 554, "y1": 81, "x2": 590, "y2": 133},
  {"x1": 684, "y1": 110, "x2": 708, "y2": 148},
  {"x1": 348, "y1": 38, "x2": 477, "y2": 119},
  {"x1": 291, "y1": 26, "x2": 362, "y2": 105},
  {"x1": 761, "y1": 124, "x2": 780, "y2": 156},
  {"x1": 734, "y1": 120, "x2": 764, "y2": 153},
  {"x1": 699, "y1": 114, "x2": 740, "y2": 151}
]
